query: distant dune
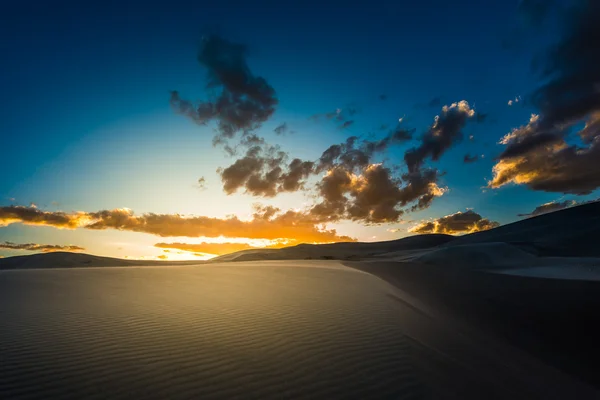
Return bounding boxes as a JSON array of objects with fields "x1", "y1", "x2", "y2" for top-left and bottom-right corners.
[
  {"x1": 213, "y1": 201, "x2": 600, "y2": 263},
  {"x1": 445, "y1": 201, "x2": 600, "y2": 257},
  {"x1": 210, "y1": 234, "x2": 455, "y2": 262},
  {"x1": 0, "y1": 252, "x2": 202, "y2": 270}
]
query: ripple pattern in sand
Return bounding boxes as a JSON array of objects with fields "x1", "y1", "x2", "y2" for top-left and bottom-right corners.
[{"x1": 0, "y1": 263, "x2": 424, "y2": 399}]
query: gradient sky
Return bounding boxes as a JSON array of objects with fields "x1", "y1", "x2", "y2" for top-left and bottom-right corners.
[{"x1": 1, "y1": 0, "x2": 598, "y2": 260}]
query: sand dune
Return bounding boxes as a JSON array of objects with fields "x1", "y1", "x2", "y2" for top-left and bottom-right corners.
[
  {"x1": 1, "y1": 261, "x2": 596, "y2": 399},
  {"x1": 211, "y1": 234, "x2": 455, "y2": 262},
  {"x1": 445, "y1": 201, "x2": 600, "y2": 257},
  {"x1": 414, "y1": 242, "x2": 536, "y2": 267},
  {"x1": 0, "y1": 252, "x2": 202, "y2": 270}
]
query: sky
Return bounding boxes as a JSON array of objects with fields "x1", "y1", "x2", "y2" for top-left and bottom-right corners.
[{"x1": 1, "y1": 0, "x2": 599, "y2": 260}]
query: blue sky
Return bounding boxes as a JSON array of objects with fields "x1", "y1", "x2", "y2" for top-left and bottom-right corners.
[{"x1": 1, "y1": 0, "x2": 598, "y2": 259}]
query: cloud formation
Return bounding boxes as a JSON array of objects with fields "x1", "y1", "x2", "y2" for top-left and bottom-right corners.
[
  {"x1": 463, "y1": 154, "x2": 479, "y2": 163},
  {"x1": 310, "y1": 165, "x2": 446, "y2": 224},
  {"x1": 490, "y1": 2, "x2": 600, "y2": 194},
  {"x1": 0, "y1": 205, "x2": 354, "y2": 244},
  {"x1": 517, "y1": 200, "x2": 577, "y2": 218},
  {"x1": 273, "y1": 122, "x2": 288, "y2": 135},
  {"x1": 404, "y1": 101, "x2": 475, "y2": 172},
  {"x1": 409, "y1": 210, "x2": 500, "y2": 235},
  {"x1": 219, "y1": 140, "x2": 314, "y2": 197},
  {"x1": 0, "y1": 242, "x2": 85, "y2": 253},
  {"x1": 518, "y1": 197, "x2": 599, "y2": 217},
  {"x1": 170, "y1": 35, "x2": 278, "y2": 142}
]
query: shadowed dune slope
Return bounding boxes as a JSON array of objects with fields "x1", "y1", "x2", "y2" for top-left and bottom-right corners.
[
  {"x1": 444, "y1": 201, "x2": 600, "y2": 257},
  {"x1": 414, "y1": 242, "x2": 536, "y2": 267}
]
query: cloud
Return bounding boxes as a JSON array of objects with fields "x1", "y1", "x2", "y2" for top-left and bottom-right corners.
[
  {"x1": 0, "y1": 205, "x2": 354, "y2": 244},
  {"x1": 219, "y1": 141, "x2": 314, "y2": 197},
  {"x1": 0, "y1": 205, "x2": 90, "y2": 228},
  {"x1": 409, "y1": 210, "x2": 500, "y2": 235},
  {"x1": 170, "y1": 35, "x2": 278, "y2": 142},
  {"x1": 490, "y1": 2, "x2": 600, "y2": 194},
  {"x1": 340, "y1": 120, "x2": 354, "y2": 130},
  {"x1": 316, "y1": 128, "x2": 414, "y2": 174},
  {"x1": 309, "y1": 106, "x2": 358, "y2": 126},
  {"x1": 463, "y1": 154, "x2": 479, "y2": 163},
  {"x1": 404, "y1": 101, "x2": 475, "y2": 172},
  {"x1": 517, "y1": 200, "x2": 577, "y2": 217},
  {"x1": 157, "y1": 254, "x2": 168, "y2": 260},
  {"x1": 379, "y1": 94, "x2": 388, "y2": 101},
  {"x1": 518, "y1": 198, "x2": 599, "y2": 217},
  {"x1": 273, "y1": 122, "x2": 288, "y2": 135},
  {"x1": 489, "y1": 113, "x2": 600, "y2": 194},
  {"x1": 0, "y1": 242, "x2": 85, "y2": 253},
  {"x1": 197, "y1": 177, "x2": 207, "y2": 190},
  {"x1": 310, "y1": 165, "x2": 446, "y2": 224}
]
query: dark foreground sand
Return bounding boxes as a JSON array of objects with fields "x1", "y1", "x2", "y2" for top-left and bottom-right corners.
[
  {"x1": 348, "y1": 260, "x2": 600, "y2": 391},
  {"x1": 1, "y1": 261, "x2": 597, "y2": 399}
]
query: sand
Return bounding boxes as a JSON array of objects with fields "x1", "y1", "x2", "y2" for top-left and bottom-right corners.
[
  {"x1": 413, "y1": 242, "x2": 536, "y2": 267},
  {"x1": 348, "y1": 260, "x2": 600, "y2": 390},
  {"x1": 1, "y1": 261, "x2": 597, "y2": 399}
]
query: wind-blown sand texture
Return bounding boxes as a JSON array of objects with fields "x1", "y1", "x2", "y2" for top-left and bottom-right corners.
[{"x1": 2, "y1": 261, "x2": 596, "y2": 399}]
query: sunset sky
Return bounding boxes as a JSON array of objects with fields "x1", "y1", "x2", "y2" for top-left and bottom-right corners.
[{"x1": 1, "y1": 0, "x2": 598, "y2": 260}]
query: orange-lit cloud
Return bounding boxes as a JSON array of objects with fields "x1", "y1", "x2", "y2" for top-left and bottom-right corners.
[
  {"x1": 409, "y1": 210, "x2": 499, "y2": 235},
  {"x1": 0, "y1": 241, "x2": 85, "y2": 253},
  {"x1": 0, "y1": 205, "x2": 355, "y2": 244}
]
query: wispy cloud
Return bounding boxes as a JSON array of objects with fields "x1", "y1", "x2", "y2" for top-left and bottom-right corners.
[{"x1": 0, "y1": 242, "x2": 85, "y2": 253}]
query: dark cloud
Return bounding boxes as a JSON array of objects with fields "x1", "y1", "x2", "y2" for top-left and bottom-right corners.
[
  {"x1": 309, "y1": 105, "x2": 359, "y2": 126},
  {"x1": 170, "y1": 35, "x2": 278, "y2": 143},
  {"x1": 463, "y1": 154, "x2": 479, "y2": 163},
  {"x1": 340, "y1": 120, "x2": 354, "y2": 130},
  {"x1": 310, "y1": 166, "x2": 446, "y2": 224},
  {"x1": 316, "y1": 127, "x2": 413, "y2": 175},
  {"x1": 490, "y1": 2, "x2": 600, "y2": 194},
  {"x1": 379, "y1": 94, "x2": 388, "y2": 101},
  {"x1": 219, "y1": 140, "x2": 313, "y2": 197},
  {"x1": 518, "y1": 200, "x2": 577, "y2": 217},
  {"x1": 0, "y1": 242, "x2": 85, "y2": 253},
  {"x1": 273, "y1": 122, "x2": 289, "y2": 135},
  {"x1": 404, "y1": 101, "x2": 475, "y2": 172},
  {"x1": 518, "y1": 198, "x2": 599, "y2": 217},
  {"x1": 410, "y1": 210, "x2": 500, "y2": 235},
  {"x1": 197, "y1": 177, "x2": 207, "y2": 190}
]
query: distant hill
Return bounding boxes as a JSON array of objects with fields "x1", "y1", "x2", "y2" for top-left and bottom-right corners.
[
  {"x1": 444, "y1": 201, "x2": 600, "y2": 257},
  {"x1": 0, "y1": 252, "x2": 202, "y2": 270},
  {"x1": 210, "y1": 234, "x2": 455, "y2": 262}
]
